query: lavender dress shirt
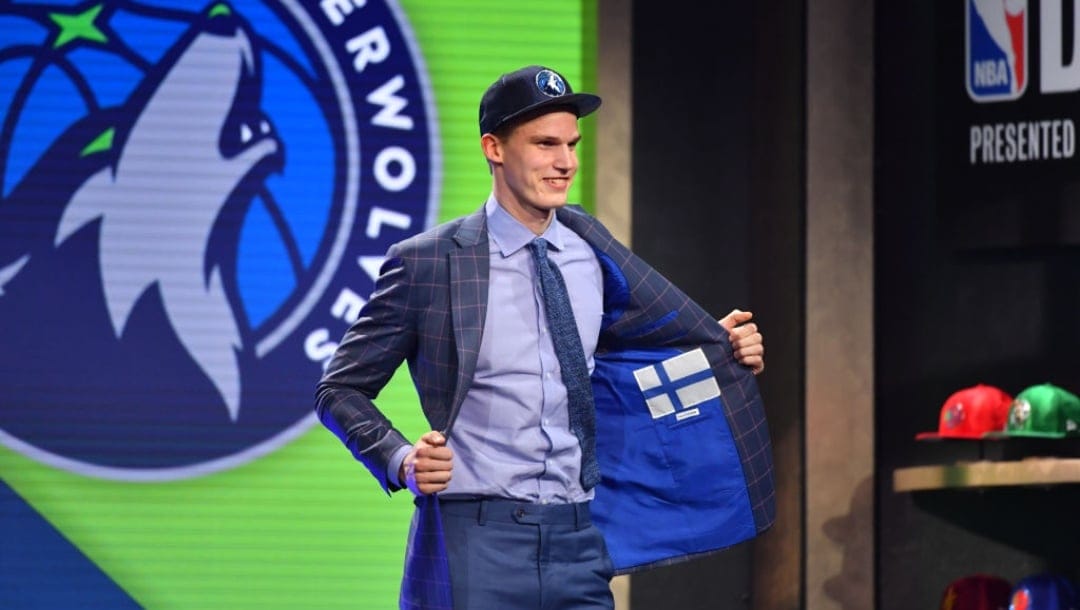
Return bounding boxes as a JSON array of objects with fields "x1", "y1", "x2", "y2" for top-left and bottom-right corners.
[{"x1": 390, "y1": 196, "x2": 603, "y2": 503}]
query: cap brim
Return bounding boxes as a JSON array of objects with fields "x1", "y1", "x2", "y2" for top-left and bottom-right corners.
[
  {"x1": 990, "y1": 430, "x2": 1070, "y2": 438},
  {"x1": 915, "y1": 431, "x2": 944, "y2": 440},
  {"x1": 484, "y1": 93, "x2": 602, "y2": 135},
  {"x1": 914, "y1": 431, "x2": 990, "y2": 441}
]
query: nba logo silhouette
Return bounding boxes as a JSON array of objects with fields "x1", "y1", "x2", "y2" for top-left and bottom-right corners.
[{"x1": 966, "y1": 0, "x2": 1028, "y2": 102}]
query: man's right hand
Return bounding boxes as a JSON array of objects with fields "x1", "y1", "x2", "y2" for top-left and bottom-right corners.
[{"x1": 400, "y1": 431, "x2": 454, "y2": 496}]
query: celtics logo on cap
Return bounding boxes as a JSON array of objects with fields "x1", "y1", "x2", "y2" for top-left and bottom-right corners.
[
  {"x1": 536, "y1": 69, "x2": 567, "y2": 97},
  {"x1": 1009, "y1": 398, "x2": 1032, "y2": 429}
]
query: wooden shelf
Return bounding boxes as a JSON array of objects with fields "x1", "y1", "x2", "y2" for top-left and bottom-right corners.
[{"x1": 893, "y1": 458, "x2": 1080, "y2": 492}]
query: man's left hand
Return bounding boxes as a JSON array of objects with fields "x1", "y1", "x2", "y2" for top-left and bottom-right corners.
[{"x1": 719, "y1": 309, "x2": 764, "y2": 375}]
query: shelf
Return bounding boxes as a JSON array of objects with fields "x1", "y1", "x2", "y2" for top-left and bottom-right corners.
[{"x1": 893, "y1": 458, "x2": 1080, "y2": 492}]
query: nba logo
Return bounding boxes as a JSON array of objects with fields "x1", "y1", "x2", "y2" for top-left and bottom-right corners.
[{"x1": 966, "y1": 0, "x2": 1028, "y2": 102}]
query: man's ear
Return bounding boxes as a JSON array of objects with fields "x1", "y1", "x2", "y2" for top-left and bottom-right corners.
[{"x1": 480, "y1": 133, "x2": 502, "y2": 165}]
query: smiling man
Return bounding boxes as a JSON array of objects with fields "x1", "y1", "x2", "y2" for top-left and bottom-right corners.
[{"x1": 316, "y1": 65, "x2": 775, "y2": 609}]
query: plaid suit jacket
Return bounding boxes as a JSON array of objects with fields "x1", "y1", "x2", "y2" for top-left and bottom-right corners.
[{"x1": 316, "y1": 204, "x2": 775, "y2": 576}]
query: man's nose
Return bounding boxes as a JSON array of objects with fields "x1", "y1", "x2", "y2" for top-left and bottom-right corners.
[{"x1": 553, "y1": 145, "x2": 576, "y2": 170}]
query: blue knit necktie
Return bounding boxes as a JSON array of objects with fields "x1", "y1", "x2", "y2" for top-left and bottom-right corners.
[{"x1": 528, "y1": 237, "x2": 599, "y2": 490}]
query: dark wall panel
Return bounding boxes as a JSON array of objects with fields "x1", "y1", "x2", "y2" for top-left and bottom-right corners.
[
  {"x1": 631, "y1": 1, "x2": 754, "y2": 607},
  {"x1": 875, "y1": 2, "x2": 1080, "y2": 608},
  {"x1": 630, "y1": 1, "x2": 805, "y2": 608},
  {"x1": 631, "y1": 2, "x2": 752, "y2": 315}
]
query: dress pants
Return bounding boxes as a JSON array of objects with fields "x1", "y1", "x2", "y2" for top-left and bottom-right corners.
[{"x1": 438, "y1": 498, "x2": 615, "y2": 610}]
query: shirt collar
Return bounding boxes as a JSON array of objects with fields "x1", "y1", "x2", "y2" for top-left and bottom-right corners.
[{"x1": 485, "y1": 194, "x2": 566, "y2": 257}]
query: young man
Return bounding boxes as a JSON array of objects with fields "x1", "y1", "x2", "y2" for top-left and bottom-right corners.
[{"x1": 316, "y1": 65, "x2": 774, "y2": 609}]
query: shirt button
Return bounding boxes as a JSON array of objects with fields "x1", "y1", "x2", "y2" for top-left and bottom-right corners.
[{"x1": 515, "y1": 508, "x2": 526, "y2": 518}]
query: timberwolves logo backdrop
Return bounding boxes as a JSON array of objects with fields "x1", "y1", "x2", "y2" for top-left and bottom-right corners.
[{"x1": 0, "y1": 0, "x2": 439, "y2": 479}]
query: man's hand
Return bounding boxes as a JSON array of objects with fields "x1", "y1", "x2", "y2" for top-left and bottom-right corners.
[
  {"x1": 400, "y1": 431, "x2": 454, "y2": 496},
  {"x1": 719, "y1": 309, "x2": 765, "y2": 375}
]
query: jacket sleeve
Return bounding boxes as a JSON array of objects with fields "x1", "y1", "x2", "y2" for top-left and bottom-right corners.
[{"x1": 314, "y1": 244, "x2": 417, "y2": 493}]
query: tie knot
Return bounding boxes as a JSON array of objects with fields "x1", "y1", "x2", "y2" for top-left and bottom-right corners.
[{"x1": 529, "y1": 237, "x2": 550, "y2": 260}]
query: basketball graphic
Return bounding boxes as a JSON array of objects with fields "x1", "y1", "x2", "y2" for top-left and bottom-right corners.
[{"x1": 0, "y1": 0, "x2": 439, "y2": 479}]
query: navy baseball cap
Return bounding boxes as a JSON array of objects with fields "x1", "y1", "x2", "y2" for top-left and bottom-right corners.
[
  {"x1": 479, "y1": 65, "x2": 601, "y2": 135},
  {"x1": 1007, "y1": 572, "x2": 1080, "y2": 610}
]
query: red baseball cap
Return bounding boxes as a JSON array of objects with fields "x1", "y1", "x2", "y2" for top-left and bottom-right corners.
[
  {"x1": 916, "y1": 384, "x2": 1013, "y2": 440},
  {"x1": 938, "y1": 574, "x2": 1012, "y2": 610}
]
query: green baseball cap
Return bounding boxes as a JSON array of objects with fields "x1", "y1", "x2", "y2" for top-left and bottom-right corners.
[{"x1": 1001, "y1": 383, "x2": 1080, "y2": 438}]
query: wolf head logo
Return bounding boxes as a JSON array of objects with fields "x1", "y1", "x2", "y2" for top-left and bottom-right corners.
[
  {"x1": 0, "y1": 0, "x2": 435, "y2": 478},
  {"x1": 35, "y1": 10, "x2": 284, "y2": 419}
]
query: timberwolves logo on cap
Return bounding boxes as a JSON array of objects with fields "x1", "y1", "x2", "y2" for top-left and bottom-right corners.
[
  {"x1": 0, "y1": 0, "x2": 439, "y2": 480},
  {"x1": 536, "y1": 68, "x2": 567, "y2": 97},
  {"x1": 966, "y1": 0, "x2": 1027, "y2": 102}
]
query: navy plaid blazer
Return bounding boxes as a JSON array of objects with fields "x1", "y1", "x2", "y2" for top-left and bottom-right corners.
[{"x1": 316, "y1": 205, "x2": 775, "y2": 576}]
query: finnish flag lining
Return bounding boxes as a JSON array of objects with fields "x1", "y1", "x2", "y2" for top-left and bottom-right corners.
[{"x1": 634, "y1": 349, "x2": 721, "y2": 420}]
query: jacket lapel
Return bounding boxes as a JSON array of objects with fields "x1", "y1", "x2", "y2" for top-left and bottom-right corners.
[{"x1": 445, "y1": 209, "x2": 489, "y2": 434}]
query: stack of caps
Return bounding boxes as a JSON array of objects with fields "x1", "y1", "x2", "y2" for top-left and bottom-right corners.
[{"x1": 917, "y1": 383, "x2": 1080, "y2": 440}]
